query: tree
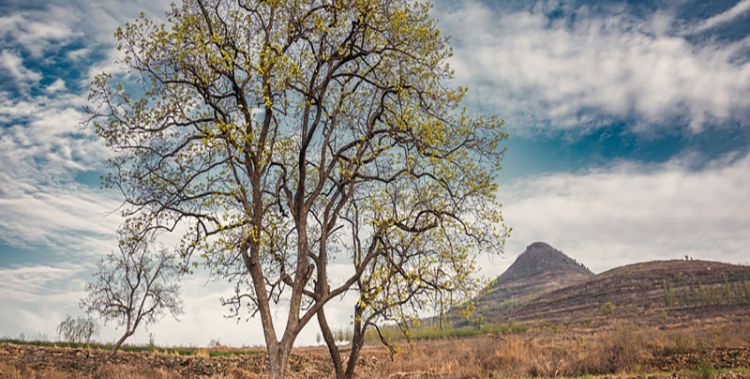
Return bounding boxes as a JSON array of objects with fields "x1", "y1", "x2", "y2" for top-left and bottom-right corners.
[
  {"x1": 56, "y1": 315, "x2": 99, "y2": 344},
  {"x1": 81, "y1": 229, "x2": 183, "y2": 352},
  {"x1": 88, "y1": 0, "x2": 506, "y2": 377},
  {"x1": 317, "y1": 209, "x2": 493, "y2": 378}
]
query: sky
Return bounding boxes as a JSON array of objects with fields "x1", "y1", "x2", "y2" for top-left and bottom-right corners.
[{"x1": 1, "y1": 0, "x2": 749, "y2": 347}]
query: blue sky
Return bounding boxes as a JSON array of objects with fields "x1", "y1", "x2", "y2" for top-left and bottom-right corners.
[{"x1": 1, "y1": 0, "x2": 749, "y2": 347}]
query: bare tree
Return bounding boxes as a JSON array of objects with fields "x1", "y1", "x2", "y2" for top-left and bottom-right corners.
[
  {"x1": 81, "y1": 229, "x2": 183, "y2": 352},
  {"x1": 56, "y1": 315, "x2": 99, "y2": 344},
  {"x1": 88, "y1": 0, "x2": 506, "y2": 376}
]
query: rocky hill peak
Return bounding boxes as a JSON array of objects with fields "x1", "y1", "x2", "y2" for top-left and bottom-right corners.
[{"x1": 496, "y1": 242, "x2": 593, "y2": 285}]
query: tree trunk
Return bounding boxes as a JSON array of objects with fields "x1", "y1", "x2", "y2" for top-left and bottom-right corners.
[
  {"x1": 318, "y1": 309, "x2": 345, "y2": 378},
  {"x1": 267, "y1": 345, "x2": 290, "y2": 379},
  {"x1": 344, "y1": 331, "x2": 364, "y2": 378},
  {"x1": 112, "y1": 330, "x2": 133, "y2": 353}
]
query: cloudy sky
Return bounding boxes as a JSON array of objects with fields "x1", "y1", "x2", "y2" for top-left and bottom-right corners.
[{"x1": 1, "y1": 0, "x2": 749, "y2": 347}]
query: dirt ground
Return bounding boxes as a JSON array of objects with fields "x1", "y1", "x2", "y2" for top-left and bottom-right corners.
[
  {"x1": 2, "y1": 320, "x2": 750, "y2": 379},
  {"x1": 0, "y1": 343, "x2": 392, "y2": 378}
]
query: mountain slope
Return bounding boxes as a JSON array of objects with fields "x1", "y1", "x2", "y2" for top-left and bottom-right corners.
[
  {"x1": 472, "y1": 242, "x2": 594, "y2": 322},
  {"x1": 508, "y1": 259, "x2": 750, "y2": 323}
]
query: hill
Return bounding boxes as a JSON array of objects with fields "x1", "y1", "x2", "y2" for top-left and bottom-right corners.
[
  {"x1": 420, "y1": 242, "x2": 750, "y2": 336},
  {"x1": 509, "y1": 258, "x2": 750, "y2": 324},
  {"x1": 470, "y1": 242, "x2": 594, "y2": 322}
]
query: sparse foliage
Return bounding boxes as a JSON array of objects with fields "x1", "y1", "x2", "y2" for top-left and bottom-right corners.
[
  {"x1": 659, "y1": 309, "x2": 669, "y2": 322},
  {"x1": 662, "y1": 279, "x2": 675, "y2": 307},
  {"x1": 56, "y1": 315, "x2": 99, "y2": 344},
  {"x1": 600, "y1": 302, "x2": 616, "y2": 316},
  {"x1": 80, "y1": 229, "x2": 183, "y2": 352},
  {"x1": 88, "y1": 0, "x2": 507, "y2": 376}
]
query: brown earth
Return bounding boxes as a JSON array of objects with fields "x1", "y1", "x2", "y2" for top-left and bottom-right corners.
[
  {"x1": 466, "y1": 242, "x2": 595, "y2": 323},
  {"x1": 2, "y1": 319, "x2": 750, "y2": 378},
  {"x1": 3, "y1": 254, "x2": 750, "y2": 378},
  {"x1": 509, "y1": 260, "x2": 750, "y2": 324},
  {"x1": 0, "y1": 343, "x2": 385, "y2": 379}
]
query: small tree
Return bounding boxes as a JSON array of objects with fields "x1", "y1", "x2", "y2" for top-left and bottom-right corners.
[
  {"x1": 317, "y1": 227, "x2": 489, "y2": 378},
  {"x1": 56, "y1": 315, "x2": 99, "y2": 344},
  {"x1": 81, "y1": 229, "x2": 183, "y2": 352}
]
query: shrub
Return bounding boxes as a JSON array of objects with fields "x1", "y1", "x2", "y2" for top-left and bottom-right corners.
[
  {"x1": 600, "y1": 302, "x2": 616, "y2": 316},
  {"x1": 695, "y1": 361, "x2": 717, "y2": 379},
  {"x1": 662, "y1": 280, "x2": 675, "y2": 307},
  {"x1": 659, "y1": 309, "x2": 669, "y2": 322}
]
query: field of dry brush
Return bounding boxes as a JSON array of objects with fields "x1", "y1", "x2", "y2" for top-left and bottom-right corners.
[{"x1": 2, "y1": 317, "x2": 750, "y2": 378}]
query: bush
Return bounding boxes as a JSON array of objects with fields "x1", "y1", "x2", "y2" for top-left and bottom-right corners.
[
  {"x1": 696, "y1": 361, "x2": 717, "y2": 379},
  {"x1": 600, "y1": 302, "x2": 616, "y2": 316},
  {"x1": 662, "y1": 280, "x2": 675, "y2": 307},
  {"x1": 659, "y1": 309, "x2": 669, "y2": 322}
]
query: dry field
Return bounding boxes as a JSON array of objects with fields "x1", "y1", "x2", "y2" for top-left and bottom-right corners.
[{"x1": 2, "y1": 318, "x2": 750, "y2": 378}]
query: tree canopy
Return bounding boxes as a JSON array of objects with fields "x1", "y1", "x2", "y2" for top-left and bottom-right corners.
[{"x1": 89, "y1": 0, "x2": 507, "y2": 376}]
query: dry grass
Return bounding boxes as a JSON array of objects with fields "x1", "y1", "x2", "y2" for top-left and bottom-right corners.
[
  {"x1": 2, "y1": 319, "x2": 749, "y2": 378},
  {"x1": 0, "y1": 361, "x2": 185, "y2": 379},
  {"x1": 0, "y1": 361, "x2": 73, "y2": 379},
  {"x1": 208, "y1": 369, "x2": 262, "y2": 379},
  {"x1": 94, "y1": 364, "x2": 182, "y2": 379},
  {"x1": 377, "y1": 319, "x2": 750, "y2": 378}
]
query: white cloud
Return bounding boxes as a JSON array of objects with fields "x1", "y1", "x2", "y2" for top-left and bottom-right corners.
[
  {"x1": 0, "y1": 91, "x2": 118, "y2": 254},
  {"x1": 0, "y1": 1, "x2": 168, "y2": 58},
  {"x1": 0, "y1": 264, "x2": 88, "y2": 340},
  {"x1": 0, "y1": 7, "x2": 78, "y2": 57},
  {"x1": 0, "y1": 265, "x2": 84, "y2": 303},
  {"x1": 439, "y1": 2, "x2": 750, "y2": 133},
  {"x1": 45, "y1": 78, "x2": 66, "y2": 93},
  {"x1": 66, "y1": 47, "x2": 90, "y2": 61},
  {"x1": 689, "y1": 0, "x2": 750, "y2": 34},
  {"x1": 0, "y1": 263, "x2": 357, "y2": 347},
  {"x1": 498, "y1": 153, "x2": 750, "y2": 273},
  {"x1": 0, "y1": 0, "x2": 171, "y2": 90},
  {"x1": 0, "y1": 50, "x2": 41, "y2": 85},
  {"x1": 0, "y1": 0, "x2": 175, "y2": 255},
  {"x1": 82, "y1": 47, "x2": 129, "y2": 85},
  {"x1": 0, "y1": 182, "x2": 120, "y2": 250}
]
